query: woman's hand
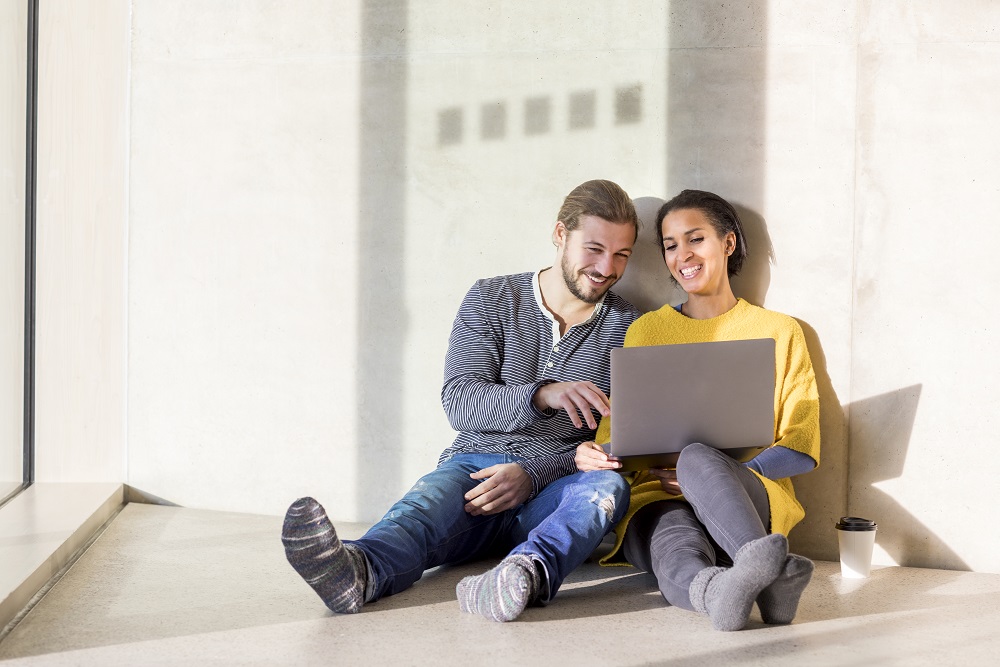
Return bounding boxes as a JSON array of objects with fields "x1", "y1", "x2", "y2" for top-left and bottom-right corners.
[
  {"x1": 575, "y1": 441, "x2": 621, "y2": 472},
  {"x1": 648, "y1": 467, "x2": 681, "y2": 496}
]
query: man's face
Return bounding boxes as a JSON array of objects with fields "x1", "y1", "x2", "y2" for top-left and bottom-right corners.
[{"x1": 556, "y1": 214, "x2": 635, "y2": 304}]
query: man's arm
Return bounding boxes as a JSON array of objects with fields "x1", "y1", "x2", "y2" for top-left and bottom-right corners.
[
  {"x1": 518, "y1": 450, "x2": 579, "y2": 497},
  {"x1": 440, "y1": 282, "x2": 554, "y2": 434},
  {"x1": 441, "y1": 281, "x2": 611, "y2": 434}
]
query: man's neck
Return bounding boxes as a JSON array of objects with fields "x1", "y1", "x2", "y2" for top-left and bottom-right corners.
[{"x1": 538, "y1": 267, "x2": 597, "y2": 337}]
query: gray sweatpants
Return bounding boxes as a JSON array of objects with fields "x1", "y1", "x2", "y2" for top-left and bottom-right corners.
[{"x1": 622, "y1": 442, "x2": 771, "y2": 611}]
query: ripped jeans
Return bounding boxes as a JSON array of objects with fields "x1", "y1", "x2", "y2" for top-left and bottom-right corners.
[{"x1": 348, "y1": 453, "x2": 630, "y2": 604}]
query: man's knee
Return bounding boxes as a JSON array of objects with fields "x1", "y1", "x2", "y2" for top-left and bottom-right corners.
[
  {"x1": 579, "y1": 470, "x2": 630, "y2": 523},
  {"x1": 385, "y1": 465, "x2": 474, "y2": 522}
]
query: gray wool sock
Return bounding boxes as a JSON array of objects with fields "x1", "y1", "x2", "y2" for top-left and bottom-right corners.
[
  {"x1": 689, "y1": 532, "x2": 788, "y2": 631},
  {"x1": 281, "y1": 497, "x2": 366, "y2": 614},
  {"x1": 756, "y1": 553, "x2": 814, "y2": 624},
  {"x1": 456, "y1": 554, "x2": 541, "y2": 623}
]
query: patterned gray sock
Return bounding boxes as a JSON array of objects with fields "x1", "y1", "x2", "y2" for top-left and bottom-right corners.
[
  {"x1": 689, "y1": 532, "x2": 788, "y2": 631},
  {"x1": 456, "y1": 554, "x2": 540, "y2": 623},
  {"x1": 757, "y1": 553, "x2": 814, "y2": 624},
  {"x1": 281, "y1": 497, "x2": 366, "y2": 614}
]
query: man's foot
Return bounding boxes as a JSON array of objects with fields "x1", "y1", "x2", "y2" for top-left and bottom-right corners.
[
  {"x1": 456, "y1": 554, "x2": 540, "y2": 623},
  {"x1": 282, "y1": 497, "x2": 366, "y2": 613}
]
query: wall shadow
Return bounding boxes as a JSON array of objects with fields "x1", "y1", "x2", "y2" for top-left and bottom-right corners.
[
  {"x1": 355, "y1": 0, "x2": 408, "y2": 519},
  {"x1": 792, "y1": 319, "x2": 848, "y2": 560},
  {"x1": 848, "y1": 385, "x2": 968, "y2": 570},
  {"x1": 665, "y1": 0, "x2": 769, "y2": 223},
  {"x1": 729, "y1": 204, "x2": 773, "y2": 307},
  {"x1": 664, "y1": 0, "x2": 771, "y2": 308},
  {"x1": 794, "y1": 381, "x2": 968, "y2": 569}
]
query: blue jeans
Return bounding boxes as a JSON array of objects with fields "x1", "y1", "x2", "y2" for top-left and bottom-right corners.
[{"x1": 348, "y1": 453, "x2": 630, "y2": 604}]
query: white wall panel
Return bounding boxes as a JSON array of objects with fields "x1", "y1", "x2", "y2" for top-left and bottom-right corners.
[
  {"x1": 0, "y1": 0, "x2": 26, "y2": 495},
  {"x1": 33, "y1": 0, "x2": 129, "y2": 483},
  {"x1": 126, "y1": 0, "x2": 364, "y2": 517}
]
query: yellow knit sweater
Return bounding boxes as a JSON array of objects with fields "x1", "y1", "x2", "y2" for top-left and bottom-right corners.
[{"x1": 596, "y1": 298, "x2": 820, "y2": 565}]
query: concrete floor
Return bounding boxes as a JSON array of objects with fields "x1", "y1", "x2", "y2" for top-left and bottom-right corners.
[{"x1": 2, "y1": 504, "x2": 1000, "y2": 666}]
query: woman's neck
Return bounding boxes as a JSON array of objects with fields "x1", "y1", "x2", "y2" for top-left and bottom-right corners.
[{"x1": 680, "y1": 291, "x2": 739, "y2": 320}]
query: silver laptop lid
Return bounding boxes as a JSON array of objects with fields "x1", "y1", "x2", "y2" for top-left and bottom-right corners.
[{"x1": 609, "y1": 338, "x2": 775, "y2": 471}]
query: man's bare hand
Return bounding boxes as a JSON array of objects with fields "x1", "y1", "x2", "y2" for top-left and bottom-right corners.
[
  {"x1": 575, "y1": 441, "x2": 621, "y2": 472},
  {"x1": 533, "y1": 381, "x2": 610, "y2": 429},
  {"x1": 648, "y1": 468, "x2": 681, "y2": 496},
  {"x1": 464, "y1": 463, "x2": 532, "y2": 516}
]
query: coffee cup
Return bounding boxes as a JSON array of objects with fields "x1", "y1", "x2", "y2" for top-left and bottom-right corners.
[{"x1": 835, "y1": 516, "x2": 877, "y2": 578}]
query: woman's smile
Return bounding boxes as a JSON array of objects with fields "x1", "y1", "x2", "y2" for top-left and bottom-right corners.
[{"x1": 679, "y1": 264, "x2": 702, "y2": 280}]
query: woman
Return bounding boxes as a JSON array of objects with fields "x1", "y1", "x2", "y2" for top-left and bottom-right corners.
[{"x1": 577, "y1": 189, "x2": 820, "y2": 631}]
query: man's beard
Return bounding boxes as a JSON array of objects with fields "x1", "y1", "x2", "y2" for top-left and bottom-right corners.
[{"x1": 561, "y1": 255, "x2": 614, "y2": 305}]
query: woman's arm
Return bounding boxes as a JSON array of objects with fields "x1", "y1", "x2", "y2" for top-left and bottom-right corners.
[{"x1": 745, "y1": 445, "x2": 815, "y2": 480}]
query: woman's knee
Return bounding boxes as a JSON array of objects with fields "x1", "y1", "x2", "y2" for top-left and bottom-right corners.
[
  {"x1": 677, "y1": 442, "x2": 730, "y2": 471},
  {"x1": 677, "y1": 441, "x2": 722, "y2": 465},
  {"x1": 676, "y1": 442, "x2": 731, "y2": 488}
]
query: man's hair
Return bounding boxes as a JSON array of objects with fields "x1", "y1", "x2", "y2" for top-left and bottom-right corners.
[
  {"x1": 655, "y1": 189, "x2": 748, "y2": 277},
  {"x1": 557, "y1": 180, "x2": 640, "y2": 239}
]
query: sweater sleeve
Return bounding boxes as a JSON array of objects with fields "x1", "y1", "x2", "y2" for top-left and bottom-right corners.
[
  {"x1": 771, "y1": 321, "x2": 821, "y2": 466},
  {"x1": 518, "y1": 451, "x2": 579, "y2": 498},
  {"x1": 745, "y1": 445, "x2": 815, "y2": 479},
  {"x1": 440, "y1": 282, "x2": 553, "y2": 434}
]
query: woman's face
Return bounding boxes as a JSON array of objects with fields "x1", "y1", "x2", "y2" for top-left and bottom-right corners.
[{"x1": 660, "y1": 207, "x2": 736, "y2": 297}]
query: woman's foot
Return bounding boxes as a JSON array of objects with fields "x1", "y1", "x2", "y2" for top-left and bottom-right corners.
[
  {"x1": 689, "y1": 533, "x2": 787, "y2": 631},
  {"x1": 756, "y1": 553, "x2": 814, "y2": 624}
]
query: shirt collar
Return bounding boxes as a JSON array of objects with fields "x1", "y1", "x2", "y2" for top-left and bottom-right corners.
[{"x1": 532, "y1": 269, "x2": 605, "y2": 339}]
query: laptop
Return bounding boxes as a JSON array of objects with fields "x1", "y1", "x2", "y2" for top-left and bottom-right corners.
[{"x1": 606, "y1": 338, "x2": 775, "y2": 472}]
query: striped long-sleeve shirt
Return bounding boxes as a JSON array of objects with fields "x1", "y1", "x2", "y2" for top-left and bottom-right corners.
[{"x1": 438, "y1": 271, "x2": 640, "y2": 498}]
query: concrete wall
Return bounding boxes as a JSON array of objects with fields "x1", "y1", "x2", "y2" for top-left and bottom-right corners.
[
  {"x1": 27, "y1": 1, "x2": 1000, "y2": 572},
  {"x1": 850, "y1": 0, "x2": 1000, "y2": 571},
  {"x1": 123, "y1": 0, "x2": 674, "y2": 518}
]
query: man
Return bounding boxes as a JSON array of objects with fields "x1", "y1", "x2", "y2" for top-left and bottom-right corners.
[{"x1": 282, "y1": 179, "x2": 641, "y2": 622}]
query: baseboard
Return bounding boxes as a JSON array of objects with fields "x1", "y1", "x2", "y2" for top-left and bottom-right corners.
[{"x1": 0, "y1": 482, "x2": 125, "y2": 634}]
